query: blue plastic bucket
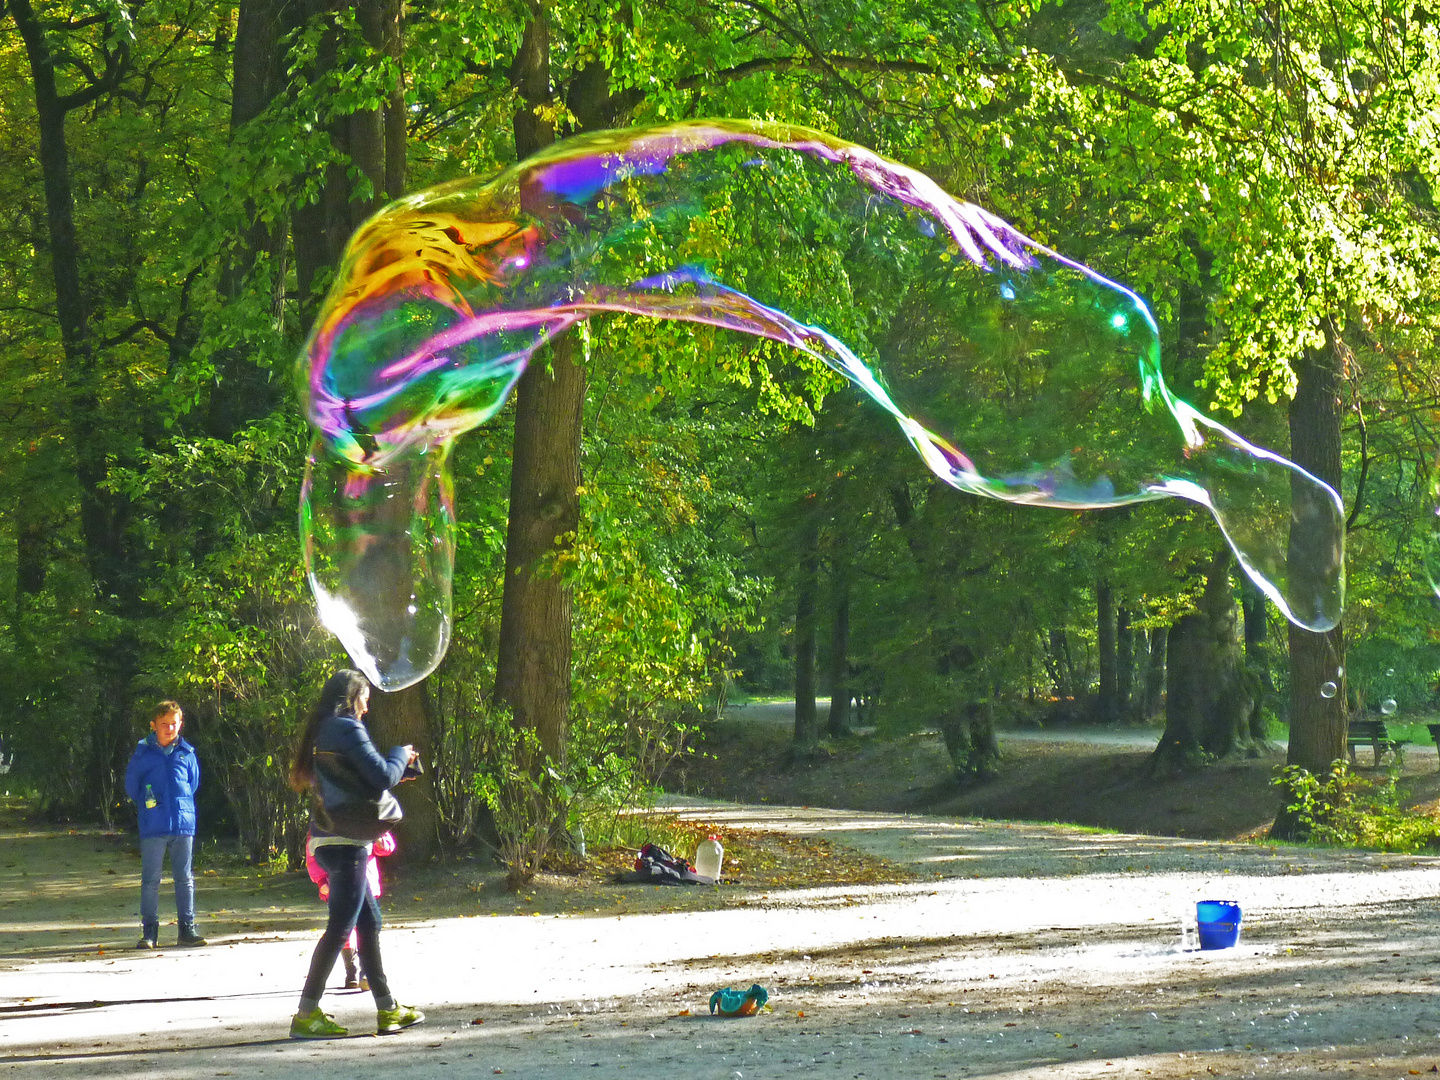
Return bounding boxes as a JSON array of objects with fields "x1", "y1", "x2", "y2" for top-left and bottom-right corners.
[{"x1": 1195, "y1": 900, "x2": 1242, "y2": 950}]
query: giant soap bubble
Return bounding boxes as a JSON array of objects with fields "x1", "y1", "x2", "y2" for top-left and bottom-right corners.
[{"x1": 299, "y1": 119, "x2": 1345, "y2": 690}]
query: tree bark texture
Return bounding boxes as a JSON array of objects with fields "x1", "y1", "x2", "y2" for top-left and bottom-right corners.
[
  {"x1": 495, "y1": 2, "x2": 633, "y2": 762},
  {"x1": 10, "y1": 0, "x2": 141, "y2": 813},
  {"x1": 1047, "y1": 629, "x2": 1074, "y2": 699},
  {"x1": 826, "y1": 564, "x2": 850, "y2": 737},
  {"x1": 792, "y1": 519, "x2": 821, "y2": 748},
  {"x1": 9, "y1": 0, "x2": 125, "y2": 601},
  {"x1": 292, "y1": 0, "x2": 406, "y2": 312},
  {"x1": 364, "y1": 685, "x2": 437, "y2": 862},
  {"x1": 1115, "y1": 606, "x2": 1133, "y2": 716},
  {"x1": 494, "y1": 334, "x2": 586, "y2": 760},
  {"x1": 1142, "y1": 626, "x2": 1167, "y2": 720},
  {"x1": 1151, "y1": 548, "x2": 1255, "y2": 772},
  {"x1": 1096, "y1": 580, "x2": 1117, "y2": 721},
  {"x1": 210, "y1": 0, "x2": 295, "y2": 436},
  {"x1": 938, "y1": 700, "x2": 1001, "y2": 780},
  {"x1": 1272, "y1": 333, "x2": 1347, "y2": 839}
]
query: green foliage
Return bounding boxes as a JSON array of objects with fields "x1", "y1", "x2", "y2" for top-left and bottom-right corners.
[
  {"x1": 469, "y1": 703, "x2": 570, "y2": 890},
  {"x1": 7, "y1": 0, "x2": 1440, "y2": 847},
  {"x1": 1274, "y1": 761, "x2": 1440, "y2": 853}
]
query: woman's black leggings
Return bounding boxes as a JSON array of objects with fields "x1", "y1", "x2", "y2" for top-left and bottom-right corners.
[{"x1": 302, "y1": 844, "x2": 390, "y2": 1004}]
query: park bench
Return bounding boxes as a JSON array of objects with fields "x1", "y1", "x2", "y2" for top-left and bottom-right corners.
[
  {"x1": 1428, "y1": 724, "x2": 1440, "y2": 771},
  {"x1": 1347, "y1": 719, "x2": 1406, "y2": 766}
]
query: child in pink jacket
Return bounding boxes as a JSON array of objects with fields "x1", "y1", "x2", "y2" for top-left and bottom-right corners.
[{"x1": 306, "y1": 831, "x2": 395, "y2": 989}]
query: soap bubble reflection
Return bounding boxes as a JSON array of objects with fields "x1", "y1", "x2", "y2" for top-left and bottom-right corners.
[{"x1": 299, "y1": 119, "x2": 1346, "y2": 688}]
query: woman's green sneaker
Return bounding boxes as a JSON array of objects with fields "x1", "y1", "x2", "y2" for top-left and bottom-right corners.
[
  {"x1": 290, "y1": 1008, "x2": 348, "y2": 1039},
  {"x1": 376, "y1": 1004, "x2": 425, "y2": 1035}
]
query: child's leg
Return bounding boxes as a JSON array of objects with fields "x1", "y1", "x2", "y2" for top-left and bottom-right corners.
[
  {"x1": 138, "y1": 837, "x2": 164, "y2": 939},
  {"x1": 170, "y1": 835, "x2": 196, "y2": 928}
]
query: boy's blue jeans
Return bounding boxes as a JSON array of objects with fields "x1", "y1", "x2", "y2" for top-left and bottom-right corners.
[{"x1": 140, "y1": 835, "x2": 195, "y2": 927}]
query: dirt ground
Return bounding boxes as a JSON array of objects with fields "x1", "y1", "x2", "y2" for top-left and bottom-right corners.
[{"x1": 8, "y1": 713, "x2": 1440, "y2": 1079}]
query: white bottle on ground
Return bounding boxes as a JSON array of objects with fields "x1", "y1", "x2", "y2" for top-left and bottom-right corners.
[{"x1": 695, "y1": 834, "x2": 723, "y2": 880}]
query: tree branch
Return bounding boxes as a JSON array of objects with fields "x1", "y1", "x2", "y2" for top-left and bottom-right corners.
[
  {"x1": 99, "y1": 319, "x2": 172, "y2": 348},
  {"x1": 673, "y1": 52, "x2": 937, "y2": 92}
]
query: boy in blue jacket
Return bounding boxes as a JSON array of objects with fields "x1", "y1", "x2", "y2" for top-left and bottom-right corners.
[{"x1": 124, "y1": 701, "x2": 207, "y2": 949}]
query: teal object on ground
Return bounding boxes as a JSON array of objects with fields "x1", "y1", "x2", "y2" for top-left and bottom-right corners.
[{"x1": 709, "y1": 983, "x2": 769, "y2": 1017}]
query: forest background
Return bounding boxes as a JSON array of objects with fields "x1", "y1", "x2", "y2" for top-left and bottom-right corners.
[{"x1": 3, "y1": 0, "x2": 1439, "y2": 879}]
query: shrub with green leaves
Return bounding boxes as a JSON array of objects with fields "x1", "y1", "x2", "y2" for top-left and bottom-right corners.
[{"x1": 1274, "y1": 761, "x2": 1440, "y2": 853}]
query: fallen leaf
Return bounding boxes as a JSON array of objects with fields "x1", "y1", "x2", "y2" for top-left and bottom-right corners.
[
  {"x1": 676, "y1": 1009, "x2": 690, "y2": 1017},
  {"x1": 469, "y1": 1018, "x2": 484, "y2": 1025}
]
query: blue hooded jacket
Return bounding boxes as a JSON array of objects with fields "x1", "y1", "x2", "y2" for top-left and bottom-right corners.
[{"x1": 124, "y1": 734, "x2": 201, "y2": 838}]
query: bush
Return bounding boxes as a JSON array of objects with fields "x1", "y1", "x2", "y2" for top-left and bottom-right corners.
[{"x1": 1274, "y1": 761, "x2": 1440, "y2": 852}]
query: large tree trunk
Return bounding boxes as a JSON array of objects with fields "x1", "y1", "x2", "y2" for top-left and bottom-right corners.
[
  {"x1": 1271, "y1": 333, "x2": 1347, "y2": 840},
  {"x1": 209, "y1": 0, "x2": 295, "y2": 436},
  {"x1": 826, "y1": 564, "x2": 850, "y2": 737},
  {"x1": 1046, "y1": 628, "x2": 1074, "y2": 699},
  {"x1": 10, "y1": 0, "x2": 122, "y2": 600},
  {"x1": 1151, "y1": 548, "x2": 1256, "y2": 772},
  {"x1": 792, "y1": 520, "x2": 821, "y2": 749},
  {"x1": 493, "y1": 333, "x2": 585, "y2": 760},
  {"x1": 938, "y1": 700, "x2": 1001, "y2": 780},
  {"x1": 1141, "y1": 626, "x2": 1167, "y2": 720},
  {"x1": 364, "y1": 685, "x2": 437, "y2": 862},
  {"x1": 292, "y1": 0, "x2": 406, "y2": 315},
  {"x1": 1115, "y1": 606, "x2": 1134, "y2": 717},
  {"x1": 492, "y1": 2, "x2": 588, "y2": 765},
  {"x1": 11, "y1": 0, "x2": 140, "y2": 812},
  {"x1": 1095, "y1": 579, "x2": 1117, "y2": 721}
]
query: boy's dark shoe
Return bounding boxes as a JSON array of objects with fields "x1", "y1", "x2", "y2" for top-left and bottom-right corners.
[
  {"x1": 177, "y1": 926, "x2": 208, "y2": 947},
  {"x1": 137, "y1": 922, "x2": 159, "y2": 949}
]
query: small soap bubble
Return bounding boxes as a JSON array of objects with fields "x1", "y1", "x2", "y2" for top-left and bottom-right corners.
[
  {"x1": 1335, "y1": 666, "x2": 1345, "y2": 679},
  {"x1": 1319, "y1": 681, "x2": 1338, "y2": 699},
  {"x1": 299, "y1": 119, "x2": 1348, "y2": 687},
  {"x1": 1381, "y1": 698, "x2": 1399, "y2": 716},
  {"x1": 1386, "y1": 668, "x2": 1396, "y2": 677}
]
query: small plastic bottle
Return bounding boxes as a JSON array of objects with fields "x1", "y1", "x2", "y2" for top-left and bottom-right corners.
[{"x1": 695, "y1": 834, "x2": 724, "y2": 880}]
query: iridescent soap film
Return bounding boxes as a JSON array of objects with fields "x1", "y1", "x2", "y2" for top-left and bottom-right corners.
[{"x1": 300, "y1": 119, "x2": 1345, "y2": 690}]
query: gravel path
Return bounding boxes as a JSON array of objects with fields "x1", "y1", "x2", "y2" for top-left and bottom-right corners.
[
  {"x1": 725, "y1": 700, "x2": 1227, "y2": 749},
  {"x1": 6, "y1": 799, "x2": 1440, "y2": 1078}
]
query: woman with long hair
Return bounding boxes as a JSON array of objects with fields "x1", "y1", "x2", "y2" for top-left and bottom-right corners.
[{"x1": 288, "y1": 669, "x2": 424, "y2": 1039}]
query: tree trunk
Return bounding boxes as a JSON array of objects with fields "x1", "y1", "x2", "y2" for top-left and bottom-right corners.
[
  {"x1": 1046, "y1": 629, "x2": 1074, "y2": 700},
  {"x1": 364, "y1": 685, "x2": 437, "y2": 862},
  {"x1": 492, "y1": 2, "x2": 589, "y2": 765},
  {"x1": 9, "y1": 0, "x2": 123, "y2": 600},
  {"x1": 1240, "y1": 579, "x2": 1273, "y2": 743},
  {"x1": 1271, "y1": 332, "x2": 1347, "y2": 839},
  {"x1": 1151, "y1": 548, "x2": 1256, "y2": 772},
  {"x1": 939, "y1": 700, "x2": 1001, "y2": 780},
  {"x1": 210, "y1": 0, "x2": 294, "y2": 436},
  {"x1": 11, "y1": 0, "x2": 141, "y2": 814},
  {"x1": 1115, "y1": 606, "x2": 1134, "y2": 717},
  {"x1": 1142, "y1": 626, "x2": 1167, "y2": 720},
  {"x1": 493, "y1": 334, "x2": 585, "y2": 760},
  {"x1": 792, "y1": 521, "x2": 821, "y2": 749},
  {"x1": 826, "y1": 566, "x2": 850, "y2": 737},
  {"x1": 292, "y1": 0, "x2": 406, "y2": 314},
  {"x1": 1096, "y1": 580, "x2": 1117, "y2": 721}
]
